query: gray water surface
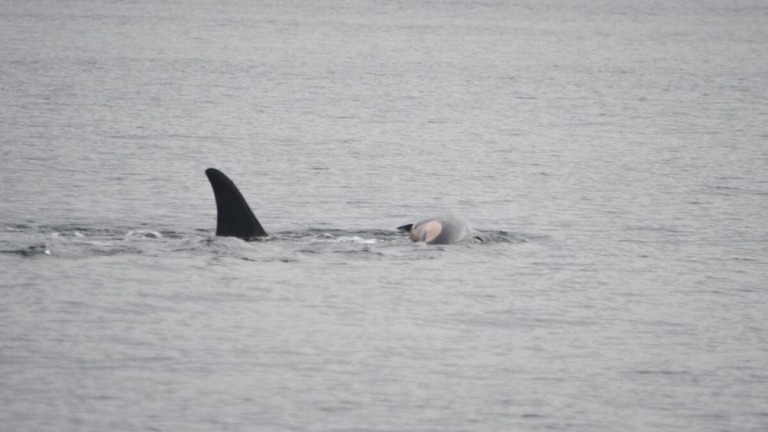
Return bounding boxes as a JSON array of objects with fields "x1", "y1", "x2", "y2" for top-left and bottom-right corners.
[{"x1": 1, "y1": 1, "x2": 767, "y2": 431}]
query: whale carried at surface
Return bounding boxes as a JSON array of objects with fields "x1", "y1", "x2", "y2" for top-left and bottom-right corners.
[
  {"x1": 205, "y1": 168, "x2": 487, "y2": 245},
  {"x1": 396, "y1": 217, "x2": 488, "y2": 245}
]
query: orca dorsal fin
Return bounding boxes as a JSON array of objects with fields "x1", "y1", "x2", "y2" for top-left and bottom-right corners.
[{"x1": 205, "y1": 168, "x2": 267, "y2": 239}]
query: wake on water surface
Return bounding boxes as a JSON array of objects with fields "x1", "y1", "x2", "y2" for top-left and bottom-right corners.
[{"x1": 1, "y1": 223, "x2": 527, "y2": 260}]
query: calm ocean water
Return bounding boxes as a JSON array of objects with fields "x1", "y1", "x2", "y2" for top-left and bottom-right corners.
[{"x1": 1, "y1": 0, "x2": 767, "y2": 430}]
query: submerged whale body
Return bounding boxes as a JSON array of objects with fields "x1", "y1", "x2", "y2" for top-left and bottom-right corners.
[{"x1": 205, "y1": 168, "x2": 485, "y2": 244}]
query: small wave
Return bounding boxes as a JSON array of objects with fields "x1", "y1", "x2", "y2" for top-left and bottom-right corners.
[
  {"x1": 125, "y1": 229, "x2": 163, "y2": 239},
  {"x1": 0, "y1": 244, "x2": 51, "y2": 257},
  {"x1": 269, "y1": 228, "x2": 401, "y2": 244},
  {"x1": 484, "y1": 230, "x2": 530, "y2": 244}
]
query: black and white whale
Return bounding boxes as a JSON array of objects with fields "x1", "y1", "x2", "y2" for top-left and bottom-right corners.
[{"x1": 205, "y1": 168, "x2": 487, "y2": 244}]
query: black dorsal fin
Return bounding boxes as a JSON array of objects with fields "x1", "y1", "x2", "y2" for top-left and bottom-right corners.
[
  {"x1": 205, "y1": 168, "x2": 267, "y2": 239},
  {"x1": 397, "y1": 224, "x2": 414, "y2": 233}
]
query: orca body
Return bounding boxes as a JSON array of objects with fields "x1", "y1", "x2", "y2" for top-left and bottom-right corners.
[
  {"x1": 397, "y1": 217, "x2": 488, "y2": 245},
  {"x1": 205, "y1": 168, "x2": 486, "y2": 244}
]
